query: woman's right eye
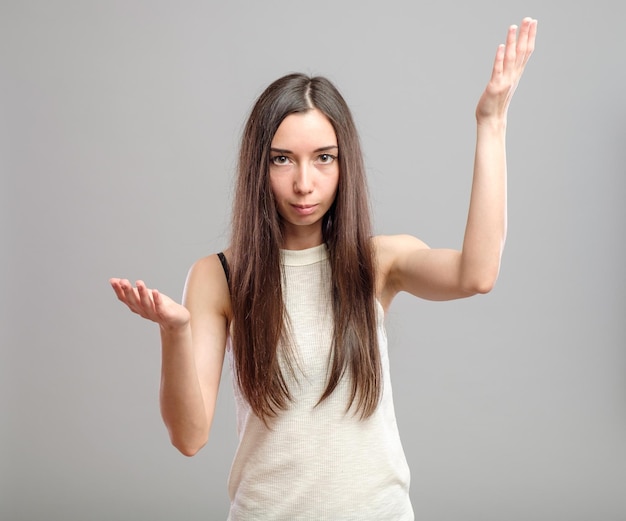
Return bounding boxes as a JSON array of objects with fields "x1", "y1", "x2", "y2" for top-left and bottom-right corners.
[{"x1": 271, "y1": 155, "x2": 289, "y2": 165}]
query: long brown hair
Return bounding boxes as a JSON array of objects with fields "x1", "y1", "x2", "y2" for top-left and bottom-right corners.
[{"x1": 230, "y1": 73, "x2": 380, "y2": 422}]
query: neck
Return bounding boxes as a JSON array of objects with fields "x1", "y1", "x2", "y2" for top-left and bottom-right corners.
[{"x1": 280, "y1": 223, "x2": 324, "y2": 251}]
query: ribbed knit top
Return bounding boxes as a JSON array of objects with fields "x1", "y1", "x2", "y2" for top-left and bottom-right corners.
[{"x1": 226, "y1": 244, "x2": 413, "y2": 520}]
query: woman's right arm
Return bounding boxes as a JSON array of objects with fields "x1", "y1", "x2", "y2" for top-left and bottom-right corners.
[{"x1": 110, "y1": 253, "x2": 230, "y2": 456}]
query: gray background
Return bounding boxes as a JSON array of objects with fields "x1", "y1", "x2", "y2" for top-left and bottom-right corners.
[{"x1": 2, "y1": 1, "x2": 625, "y2": 520}]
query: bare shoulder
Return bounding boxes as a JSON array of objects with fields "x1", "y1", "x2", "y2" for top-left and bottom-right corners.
[
  {"x1": 184, "y1": 249, "x2": 232, "y2": 323},
  {"x1": 372, "y1": 234, "x2": 429, "y2": 259},
  {"x1": 371, "y1": 234, "x2": 430, "y2": 307},
  {"x1": 372, "y1": 234, "x2": 430, "y2": 274}
]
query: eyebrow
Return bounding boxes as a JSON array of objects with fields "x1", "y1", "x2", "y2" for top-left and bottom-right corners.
[{"x1": 270, "y1": 145, "x2": 339, "y2": 154}]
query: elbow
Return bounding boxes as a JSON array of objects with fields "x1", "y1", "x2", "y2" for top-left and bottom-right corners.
[
  {"x1": 170, "y1": 433, "x2": 208, "y2": 457},
  {"x1": 458, "y1": 250, "x2": 502, "y2": 296},
  {"x1": 471, "y1": 278, "x2": 497, "y2": 295},
  {"x1": 173, "y1": 439, "x2": 206, "y2": 457},
  {"x1": 177, "y1": 445, "x2": 202, "y2": 458},
  {"x1": 162, "y1": 411, "x2": 213, "y2": 457},
  {"x1": 461, "y1": 269, "x2": 499, "y2": 296}
]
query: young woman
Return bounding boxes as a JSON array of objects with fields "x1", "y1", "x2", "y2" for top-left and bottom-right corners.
[{"x1": 110, "y1": 18, "x2": 537, "y2": 520}]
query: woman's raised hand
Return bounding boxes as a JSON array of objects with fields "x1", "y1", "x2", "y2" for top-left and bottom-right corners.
[
  {"x1": 476, "y1": 17, "x2": 537, "y2": 123},
  {"x1": 109, "y1": 278, "x2": 191, "y2": 331}
]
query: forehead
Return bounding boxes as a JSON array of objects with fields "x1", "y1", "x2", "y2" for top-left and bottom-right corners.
[{"x1": 271, "y1": 109, "x2": 337, "y2": 149}]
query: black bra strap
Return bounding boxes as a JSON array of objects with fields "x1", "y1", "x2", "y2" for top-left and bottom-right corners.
[{"x1": 217, "y1": 252, "x2": 230, "y2": 286}]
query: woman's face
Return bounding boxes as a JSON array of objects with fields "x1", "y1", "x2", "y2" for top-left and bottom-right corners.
[{"x1": 269, "y1": 108, "x2": 339, "y2": 248}]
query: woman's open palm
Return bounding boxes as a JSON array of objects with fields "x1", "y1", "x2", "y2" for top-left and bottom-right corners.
[
  {"x1": 110, "y1": 278, "x2": 190, "y2": 331},
  {"x1": 476, "y1": 17, "x2": 537, "y2": 122}
]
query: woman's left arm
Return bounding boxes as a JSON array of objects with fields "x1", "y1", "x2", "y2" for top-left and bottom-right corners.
[{"x1": 381, "y1": 18, "x2": 537, "y2": 302}]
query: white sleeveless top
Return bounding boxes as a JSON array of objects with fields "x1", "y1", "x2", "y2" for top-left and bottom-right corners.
[{"x1": 226, "y1": 244, "x2": 413, "y2": 520}]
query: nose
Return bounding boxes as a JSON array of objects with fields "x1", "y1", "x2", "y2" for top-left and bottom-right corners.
[{"x1": 293, "y1": 162, "x2": 314, "y2": 194}]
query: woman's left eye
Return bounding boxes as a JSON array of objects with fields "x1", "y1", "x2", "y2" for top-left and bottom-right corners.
[{"x1": 317, "y1": 154, "x2": 336, "y2": 164}]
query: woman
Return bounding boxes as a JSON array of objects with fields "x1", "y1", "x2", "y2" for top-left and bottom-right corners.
[{"x1": 110, "y1": 17, "x2": 537, "y2": 520}]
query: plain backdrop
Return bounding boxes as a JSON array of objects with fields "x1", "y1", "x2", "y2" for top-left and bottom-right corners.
[{"x1": 2, "y1": 1, "x2": 625, "y2": 520}]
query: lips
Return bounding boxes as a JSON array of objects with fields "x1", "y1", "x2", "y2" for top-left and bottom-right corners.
[{"x1": 291, "y1": 204, "x2": 318, "y2": 216}]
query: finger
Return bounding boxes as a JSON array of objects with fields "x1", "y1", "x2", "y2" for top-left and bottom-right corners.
[
  {"x1": 152, "y1": 289, "x2": 174, "y2": 317},
  {"x1": 516, "y1": 18, "x2": 536, "y2": 67},
  {"x1": 515, "y1": 21, "x2": 529, "y2": 61},
  {"x1": 121, "y1": 279, "x2": 142, "y2": 313},
  {"x1": 503, "y1": 24, "x2": 518, "y2": 71},
  {"x1": 153, "y1": 289, "x2": 177, "y2": 325},
  {"x1": 152, "y1": 289, "x2": 162, "y2": 309},
  {"x1": 136, "y1": 280, "x2": 155, "y2": 314},
  {"x1": 114, "y1": 278, "x2": 135, "y2": 304},
  {"x1": 152, "y1": 289, "x2": 166, "y2": 318},
  {"x1": 526, "y1": 19, "x2": 538, "y2": 58},
  {"x1": 110, "y1": 278, "x2": 127, "y2": 301},
  {"x1": 112, "y1": 278, "x2": 136, "y2": 310},
  {"x1": 492, "y1": 43, "x2": 505, "y2": 77}
]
